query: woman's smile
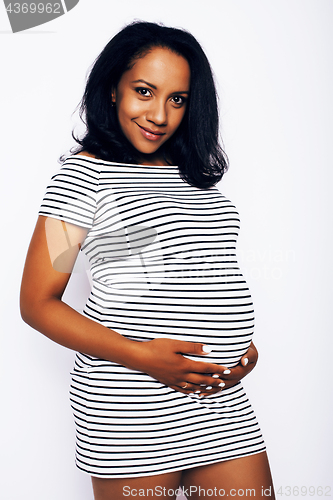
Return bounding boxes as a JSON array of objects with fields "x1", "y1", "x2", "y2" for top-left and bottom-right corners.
[
  {"x1": 112, "y1": 47, "x2": 190, "y2": 164},
  {"x1": 135, "y1": 122, "x2": 166, "y2": 141}
]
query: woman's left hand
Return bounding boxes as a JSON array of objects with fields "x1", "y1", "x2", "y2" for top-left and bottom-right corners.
[{"x1": 216, "y1": 341, "x2": 258, "y2": 391}]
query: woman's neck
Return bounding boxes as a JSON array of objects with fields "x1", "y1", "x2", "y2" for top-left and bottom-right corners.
[{"x1": 138, "y1": 151, "x2": 171, "y2": 166}]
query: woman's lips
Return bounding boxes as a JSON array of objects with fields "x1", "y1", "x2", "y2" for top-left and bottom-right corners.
[{"x1": 136, "y1": 123, "x2": 165, "y2": 141}]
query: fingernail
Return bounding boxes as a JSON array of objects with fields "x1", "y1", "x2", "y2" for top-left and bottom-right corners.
[
  {"x1": 219, "y1": 382, "x2": 225, "y2": 387},
  {"x1": 195, "y1": 390, "x2": 201, "y2": 394},
  {"x1": 212, "y1": 374, "x2": 219, "y2": 379},
  {"x1": 206, "y1": 386, "x2": 213, "y2": 390},
  {"x1": 243, "y1": 358, "x2": 249, "y2": 366},
  {"x1": 202, "y1": 345, "x2": 212, "y2": 353},
  {"x1": 188, "y1": 393, "x2": 195, "y2": 396},
  {"x1": 223, "y1": 369, "x2": 231, "y2": 375}
]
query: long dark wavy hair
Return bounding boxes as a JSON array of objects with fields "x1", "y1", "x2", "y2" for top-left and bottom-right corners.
[{"x1": 73, "y1": 21, "x2": 228, "y2": 189}]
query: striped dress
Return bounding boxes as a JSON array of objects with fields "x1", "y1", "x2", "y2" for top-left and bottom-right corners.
[{"x1": 39, "y1": 155, "x2": 265, "y2": 478}]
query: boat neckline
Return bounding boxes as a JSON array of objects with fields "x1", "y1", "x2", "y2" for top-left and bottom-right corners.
[{"x1": 71, "y1": 154, "x2": 178, "y2": 168}]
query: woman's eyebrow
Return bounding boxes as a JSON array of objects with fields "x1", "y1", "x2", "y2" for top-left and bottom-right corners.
[
  {"x1": 131, "y1": 79, "x2": 157, "y2": 89},
  {"x1": 131, "y1": 79, "x2": 189, "y2": 94}
]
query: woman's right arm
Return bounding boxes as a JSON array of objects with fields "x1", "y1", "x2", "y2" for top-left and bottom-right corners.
[{"x1": 20, "y1": 216, "x2": 226, "y2": 395}]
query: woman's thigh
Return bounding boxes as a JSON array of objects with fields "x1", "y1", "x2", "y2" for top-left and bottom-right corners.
[
  {"x1": 181, "y1": 451, "x2": 275, "y2": 500},
  {"x1": 91, "y1": 470, "x2": 183, "y2": 500}
]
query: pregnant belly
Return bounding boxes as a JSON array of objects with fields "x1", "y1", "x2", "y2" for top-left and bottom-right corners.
[{"x1": 84, "y1": 285, "x2": 255, "y2": 367}]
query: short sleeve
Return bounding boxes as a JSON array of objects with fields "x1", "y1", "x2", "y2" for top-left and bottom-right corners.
[{"x1": 39, "y1": 157, "x2": 100, "y2": 229}]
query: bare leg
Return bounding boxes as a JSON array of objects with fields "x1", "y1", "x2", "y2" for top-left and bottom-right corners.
[
  {"x1": 181, "y1": 451, "x2": 275, "y2": 499},
  {"x1": 91, "y1": 471, "x2": 182, "y2": 500}
]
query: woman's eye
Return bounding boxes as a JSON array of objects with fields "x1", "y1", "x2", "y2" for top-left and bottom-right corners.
[
  {"x1": 172, "y1": 96, "x2": 186, "y2": 106},
  {"x1": 136, "y1": 88, "x2": 151, "y2": 97}
]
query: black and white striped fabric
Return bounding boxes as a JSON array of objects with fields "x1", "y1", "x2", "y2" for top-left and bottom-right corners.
[{"x1": 39, "y1": 155, "x2": 265, "y2": 478}]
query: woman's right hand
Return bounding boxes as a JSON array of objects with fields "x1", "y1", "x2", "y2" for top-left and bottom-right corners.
[{"x1": 134, "y1": 337, "x2": 226, "y2": 397}]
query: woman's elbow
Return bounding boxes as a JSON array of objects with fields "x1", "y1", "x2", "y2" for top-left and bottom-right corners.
[{"x1": 20, "y1": 286, "x2": 37, "y2": 326}]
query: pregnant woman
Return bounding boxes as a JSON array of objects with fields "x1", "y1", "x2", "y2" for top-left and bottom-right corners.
[{"x1": 20, "y1": 21, "x2": 275, "y2": 500}]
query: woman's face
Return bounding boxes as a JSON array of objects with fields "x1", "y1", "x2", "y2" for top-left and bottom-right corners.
[{"x1": 112, "y1": 47, "x2": 190, "y2": 165}]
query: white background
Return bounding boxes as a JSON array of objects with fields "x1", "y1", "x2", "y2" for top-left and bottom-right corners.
[{"x1": 1, "y1": 1, "x2": 332, "y2": 499}]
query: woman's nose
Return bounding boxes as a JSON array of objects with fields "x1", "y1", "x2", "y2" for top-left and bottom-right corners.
[{"x1": 146, "y1": 99, "x2": 167, "y2": 126}]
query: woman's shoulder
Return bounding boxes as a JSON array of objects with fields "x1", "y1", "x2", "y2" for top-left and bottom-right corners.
[
  {"x1": 76, "y1": 151, "x2": 97, "y2": 159},
  {"x1": 62, "y1": 151, "x2": 103, "y2": 170},
  {"x1": 58, "y1": 151, "x2": 102, "y2": 184}
]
